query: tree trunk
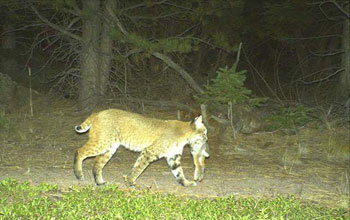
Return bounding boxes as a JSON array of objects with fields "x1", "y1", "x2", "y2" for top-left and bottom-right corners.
[
  {"x1": 339, "y1": 4, "x2": 350, "y2": 102},
  {"x1": 1, "y1": 23, "x2": 19, "y2": 80},
  {"x1": 98, "y1": 0, "x2": 115, "y2": 96},
  {"x1": 79, "y1": 0, "x2": 101, "y2": 111}
]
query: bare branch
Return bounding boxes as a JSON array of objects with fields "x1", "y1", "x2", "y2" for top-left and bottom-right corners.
[
  {"x1": 125, "y1": 12, "x2": 184, "y2": 21},
  {"x1": 162, "y1": 2, "x2": 194, "y2": 11},
  {"x1": 310, "y1": 0, "x2": 350, "y2": 20},
  {"x1": 175, "y1": 23, "x2": 200, "y2": 37},
  {"x1": 284, "y1": 34, "x2": 342, "y2": 40},
  {"x1": 243, "y1": 48, "x2": 282, "y2": 104},
  {"x1": 123, "y1": 48, "x2": 144, "y2": 57},
  {"x1": 30, "y1": 4, "x2": 82, "y2": 42},
  {"x1": 328, "y1": 0, "x2": 350, "y2": 18},
  {"x1": 106, "y1": 6, "x2": 128, "y2": 35},
  {"x1": 114, "y1": 97, "x2": 192, "y2": 112},
  {"x1": 120, "y1": 2, "x2": 146, "y2": 12},
  {"x1": 119, "y1": 0, "x2": 168, "y2": 13},
  {"x1": 107, "y1": 7, "x2": 205, "y2": 95},
  {"x1": 319, "y1": 2, "x2": 338, "y2": 21},
  {"x1": 43, "y1": 17, "x2": 81, "y2": 51},
  {"x1": 309, "y1": 49, "x2": 344, "y2": 57},
  {"x1": 152, "y1": 52, "x2": 204, "y2": 94},
  {"x1": 0, "y1": 24, "x2": 45, "y2": 36},
  {"x1": 300, "y1": 66, "x2": 338, "y2": 79},
  {"x1": 300, "y1": 68, "x2": 345, "y2": 84},
  {"x1": 233, "y1": 42, "x2": 242, "y2": 70}
]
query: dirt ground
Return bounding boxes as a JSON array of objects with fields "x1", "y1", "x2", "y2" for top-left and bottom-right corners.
[{"x1": 0, "y1": 99, "x2": 349, "y2": 208}]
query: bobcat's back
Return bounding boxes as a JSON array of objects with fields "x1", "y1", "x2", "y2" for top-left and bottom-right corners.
[{"x1": 78, "y1": 109, "x2": 196, "y2": 152}]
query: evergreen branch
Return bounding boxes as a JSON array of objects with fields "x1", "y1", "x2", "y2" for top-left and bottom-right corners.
[{"x1": 180, "y1": 36, "x2": 232, "y2": 53}]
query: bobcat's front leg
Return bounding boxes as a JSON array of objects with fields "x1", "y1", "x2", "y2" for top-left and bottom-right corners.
[
  {"x1": 193, "y1": 154, "x2": 205, "y2": 181},
  {"x1": 124, "y1": 151, "x2": 158, "y2": 186},
  {"x1": 167, "y1": 154, "x2": 196, "y2": 187},
  {"x1": 191, "y1": 142, "x2": 209, "y2": 182}
]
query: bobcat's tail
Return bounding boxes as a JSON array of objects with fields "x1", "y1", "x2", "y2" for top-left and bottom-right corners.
[{"x1": 74, "y1": 113, "x2": 97, "y2": 133}]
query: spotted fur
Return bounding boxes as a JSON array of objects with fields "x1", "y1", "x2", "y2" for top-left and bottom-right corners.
[{"x1": 73, "y1": 109, "x2": 209, "y2": 187}]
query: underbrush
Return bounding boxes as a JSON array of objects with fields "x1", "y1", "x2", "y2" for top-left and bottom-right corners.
[
  {"x1": 0, "y1": 112, "x2": 10, "y2": 132},
  {"x1": 262, "y1": 105, "x2": 313, "y2": 132},
  {"x1": 0, "y1": 178, "x2": 348, "y2": 220},
  {"x1": 262, "y1": 105, "x2": 349, "y2": 162}
]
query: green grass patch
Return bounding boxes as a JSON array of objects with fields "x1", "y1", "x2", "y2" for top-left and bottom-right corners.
[{"x1": 0, "y1": 178, "x2": 348, "y2": 220}]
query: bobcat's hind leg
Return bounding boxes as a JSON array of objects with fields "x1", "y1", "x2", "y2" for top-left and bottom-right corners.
[
  {"x1": 93, "y1": 151, "x2": 113, "y2": 186},
  {"x1": 73, "y1": 141, "x2": 105, "y2": 181},
  {"x1": 124, "y1": 151, "x2": 159, "y2": 186},
  {"x1": 167, "y1": 154, "x2": 196, "y2": 187}
]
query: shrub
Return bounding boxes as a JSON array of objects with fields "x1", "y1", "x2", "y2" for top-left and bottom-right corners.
[{"x1": 196, "y1": 65, "x2": 267, "y2": 106}]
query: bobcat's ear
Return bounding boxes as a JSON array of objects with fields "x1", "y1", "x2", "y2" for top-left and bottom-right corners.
[
  {"x1": 191, "y1": 115, "x2": 203, "y2": 128},
  {"x1": 195, "y1": 115, "x2": 203, "y2": 122}
]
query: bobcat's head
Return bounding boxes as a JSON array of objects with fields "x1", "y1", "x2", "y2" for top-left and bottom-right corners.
[
  {"x1": 189, "y1": 115, "x2": 209, "y2": 182},
  {"x1": 189, "y1": 115, "x2": 209, "y2": 154}
]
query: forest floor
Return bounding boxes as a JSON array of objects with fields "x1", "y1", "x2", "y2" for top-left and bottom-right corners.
[{"x1": 0, "y1": 98, "x2": 349, "y2": 209}]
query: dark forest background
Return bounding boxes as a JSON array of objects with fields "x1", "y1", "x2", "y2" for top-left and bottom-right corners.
[{"x1": 0, "y1": 0, "x2": 349, "y2": 118}]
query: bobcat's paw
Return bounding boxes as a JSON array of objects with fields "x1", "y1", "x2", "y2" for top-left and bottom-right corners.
[
  {"x1": 123, "y1": 175, "x2": 135, "y2": 186},
  {"x1": 184, "y1": 180, "x2": 197, "y2": 187},
  {"x1": 75, "y1": 175, "x2": 84, "y2": 181},
  {"x1": 194, "y1": 174, "x2": 204, "y2": 182},
  {"x1": 96, "y1": 181, "x2": 107, "y2": 186}
]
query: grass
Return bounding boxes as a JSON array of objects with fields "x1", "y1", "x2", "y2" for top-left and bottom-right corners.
[
  {"x1": 0, "y1": 178, "x2": 348, "y2": 220},
  {"x1": 321, "y1": 125, "x2": 350, "y2": 161},
  {"x1": 281, "y1": 142, "x2": 307, "y2": 174}
]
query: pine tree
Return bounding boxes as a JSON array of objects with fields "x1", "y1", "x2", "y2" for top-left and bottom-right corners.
[{"x1": 197, "y1": 65, "x2": 267, "y2": 106}]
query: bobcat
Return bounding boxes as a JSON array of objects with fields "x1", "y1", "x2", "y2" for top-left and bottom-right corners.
[{"x1": 73, "y1": 109, "x2": 209, "y2": 187}]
